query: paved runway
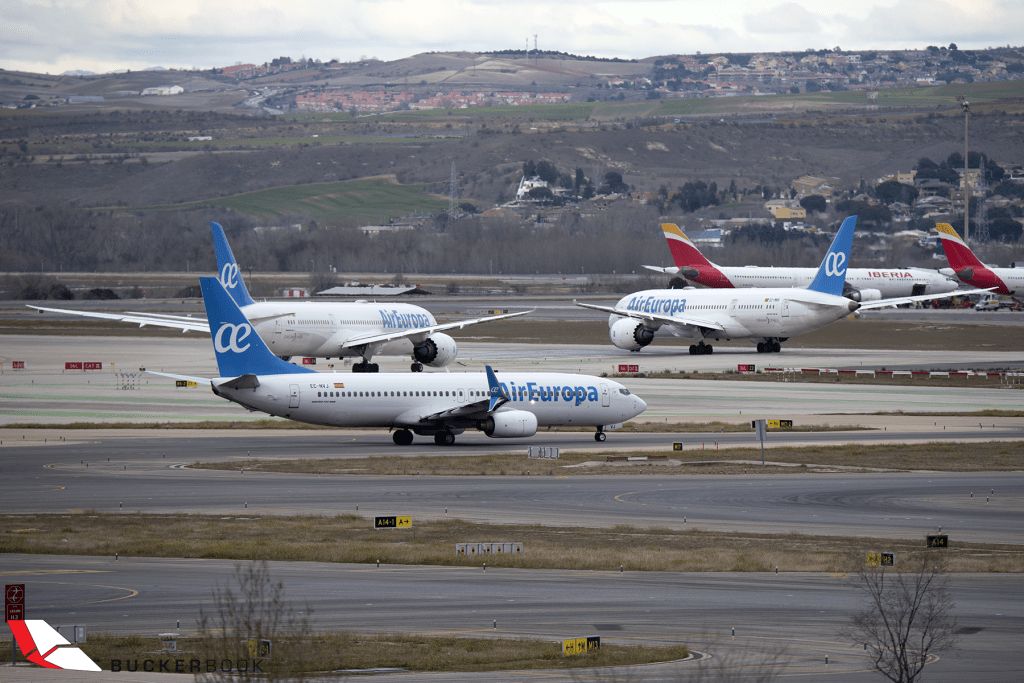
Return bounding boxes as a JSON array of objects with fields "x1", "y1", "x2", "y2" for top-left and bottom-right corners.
[
  {"x1": 1, "y1": 331, "x2": 1022, "y2": 682},
  {"x1": 1, "y1": 555, "x2": 1020, "y2": 683},
  {"x1": 2, "y1": 335, "x2": 1022, "y2": 427},
  {"x1": 2, "y1": 438, "x2": 1021, "y2": 543}
]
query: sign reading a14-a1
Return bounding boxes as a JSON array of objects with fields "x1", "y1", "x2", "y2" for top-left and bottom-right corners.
[
  {"x1": 563, "y1": 636, "x2": 600, "y2": 656},
  {"x1": 374, "y1": 516, "x2": 412, "y2": 529}
]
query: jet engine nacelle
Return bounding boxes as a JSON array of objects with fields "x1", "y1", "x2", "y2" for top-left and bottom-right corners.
[
  {"x1": 479, "y1": 410, "x2": 538, "y2": 438},
  {"x1": 845, "y1": 288, "x2": 882, "y2": 302},
  {"x1": 413, "y1": 333, "x2": 457, "y2": 367},
  {"x1": 610, "y1": 318, "x2": 655, "y2": 351}
]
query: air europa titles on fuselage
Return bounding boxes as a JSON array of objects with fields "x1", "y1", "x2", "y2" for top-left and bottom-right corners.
[
  {"x1": 378, "y1": 309, "x2": 434, "y2": 329},
  {"x1": 625, "y1": 295, "x2": 687, "y2": 315},
  {"x1": 501, "y1": 381, "x2": 598, "y2": 406}
]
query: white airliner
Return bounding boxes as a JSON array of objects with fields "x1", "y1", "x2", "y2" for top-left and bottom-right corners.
[
  {"x1": 151, "y1": 277, "x2": 647, "y2": 445},
  {"x1": 643, "y1": 223, "x2": 959, "y2": 301},
  {"x1": 579, "y1": 216, "x2": 988, "y2": 355},
  {"x1": 936, "y1": 223, "x2": 1023, "y2": 300},
  {"x1": 30, "y1": 222, "x2": 531, "y2": 373}
]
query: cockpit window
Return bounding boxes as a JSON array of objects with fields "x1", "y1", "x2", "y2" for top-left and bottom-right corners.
[{"x1": 618, "y1": 388, "x2": 631, "y2": 396}]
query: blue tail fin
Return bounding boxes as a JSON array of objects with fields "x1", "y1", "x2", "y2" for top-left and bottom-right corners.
[
  {"x1": 199, "y1": 277, "x2": 313, "y2": 377},
  {"x1": 211, "y1": 222, "x2": 255, "y2": 307},
  {"x1": 485, "y1": 365, "x2": 509, "y2": 411},
  {"x1": 806, "y1": 216, "x2": 857, "y2": 296}
]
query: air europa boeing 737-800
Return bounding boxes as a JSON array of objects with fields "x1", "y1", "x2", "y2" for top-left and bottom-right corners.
[
  {"x1": 578, "y1": 216, "x2": 987, "y2": 355},
  {"x1": 643, "y1": 222, "x2": 958, "y2": 301},
  {"x1": 31, "y1": 222, "x2": 531, "y2": 373},
  {"x1": 149, "y1": 277, "x2": 647, "y2": 445}
]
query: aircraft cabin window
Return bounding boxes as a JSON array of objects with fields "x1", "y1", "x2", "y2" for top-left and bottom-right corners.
[{"x1": 317, "y1": 392, "x2": 322, "y2": 397}]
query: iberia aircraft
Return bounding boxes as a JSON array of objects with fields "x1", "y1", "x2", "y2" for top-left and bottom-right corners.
[
  {"x1": 30, "y1": 222, "x2": 531, "y2": 373},
  {"x1": 936, "y1": 223, "x2": 1024, "y2": 300},
  {"x1": 150, "y1": 277, "x2": 647, "y2": 445},
  {"x1": 643, "y1": 222, "x2": 959, "y2": 301},
  {"x1": 579, "y1": 216, "x2": 990, "y2": 355}
]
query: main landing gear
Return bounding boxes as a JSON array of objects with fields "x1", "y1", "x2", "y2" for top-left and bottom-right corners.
[
  {"x1": 688, "y1": 342, "x2": 713, "y2": 355},
  {"x1": 756, "y1": 341, "x2": 782, "y2": 353},
  {"x1": 392, "y1": 429, "x2": 414, "y2": 446},
  {"x1": 353, "y1": 361, "x2": 380, "y2": 373},
  {"x1": 411, "y1": 362, "x2": 424, "y2": 372},
  {"x1": 433, "y1": 431, "x2": 456, "y2": 446}
]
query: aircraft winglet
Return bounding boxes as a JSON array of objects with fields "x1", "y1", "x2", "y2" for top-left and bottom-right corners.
[{"x1": 485, "y1": 365, "x2": 508, "y2": 411}]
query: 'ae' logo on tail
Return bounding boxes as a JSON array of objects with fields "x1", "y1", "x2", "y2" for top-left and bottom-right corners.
[
  {"x1": 824, "y1": 251, "x2": 847, "y2": 277},
  {"x1": 220, "y1": 263, "x2": 241, "y2": 289},
  {"x1": 214, "y1": 323, "x2": 253, "y2": 354}
]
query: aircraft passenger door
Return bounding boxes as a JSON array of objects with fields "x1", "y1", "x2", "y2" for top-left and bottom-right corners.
[
  {"x1": 599, "y1": 383, "x2": 610, "y2": 407},
  {"x1": 329, "y1": 314, "x2": 337, "y2": 333},
  {"x1": 729, "y1": 299, "x2": 738, "y2": 318},
  {"x1": 275, "y1": 319, "x2": 282, "y2": 335},
  {"x1": 457, "y1": 388, "x2": 466, "y2": 404},
  {"x1": 782, "y1": 300, "x2": 791, "y2": 319},
  {"x1": 289, "y1": 384, "x2": 300, "y2": 408}
]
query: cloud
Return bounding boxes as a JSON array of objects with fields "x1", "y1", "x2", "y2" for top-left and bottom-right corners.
[
  {"x1": 0, "y1": 1, "x2": 1021, "y2": 74},
  {"x1": 743, "y1": 3, "x2": 821, "y2": 35}
]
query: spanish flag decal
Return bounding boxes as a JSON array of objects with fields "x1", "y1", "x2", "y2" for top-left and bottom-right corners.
[{"x1": 334, "y1": 383, "x2": 345, "y2": 389}]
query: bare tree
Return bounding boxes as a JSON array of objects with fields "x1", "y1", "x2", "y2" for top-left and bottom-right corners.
[
  {"x1": 840, "y1": 555, "x2": 959, "y2": 683},
  {"x1": 197, "y1": 561, "x2": 313, "y2": 683}
]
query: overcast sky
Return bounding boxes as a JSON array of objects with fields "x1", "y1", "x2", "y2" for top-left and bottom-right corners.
[{"x1": 3, "y1": 0, "x2": 1022, "y2": 75}]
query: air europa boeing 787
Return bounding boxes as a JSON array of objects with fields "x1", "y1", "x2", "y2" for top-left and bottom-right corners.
[
  {"x1": 578, "y1": 216, "x2": 987, "y2": 355},
  {"x1": 30, "y1": 223, "x2": 531, "y2": 373},
  {"x1": 149, "y1": 277, "x2": 647, "y2": 446},
  {"x1": 643, "y1": 222, "x2": 958, "y2": 301}
]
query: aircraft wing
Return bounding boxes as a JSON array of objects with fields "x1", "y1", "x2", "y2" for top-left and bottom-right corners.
[
  {"x1": 339, "y1": 309, "x2": 534, "y2": 348},
  {"x1": 418, "y1": 398, "x2": 493, "y2": 422},
  {"x1": 573, "y1": 300, "x2": 726, "y2": 331},
  {"x1": 28, "y1": 305, "x2": 210, "y2": 333},
  {"x1": 856, "y1": 287, "x2": 996, "y2": 310},
  {"x1": 400, "y1": 365, "x2": 509, "y2": 424}
]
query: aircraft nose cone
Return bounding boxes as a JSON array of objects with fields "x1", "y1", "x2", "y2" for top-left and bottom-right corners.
[{"x1": 633, "y1": 395, "x2": 648, "y2": 414}]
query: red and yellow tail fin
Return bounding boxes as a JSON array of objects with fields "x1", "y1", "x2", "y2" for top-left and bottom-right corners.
[
  {"x1": 935, "y1": 223, "x2": 985, "y2": 270},
  {"x1": 661, "y1": 223, "x2": 715, "y2": 268}
]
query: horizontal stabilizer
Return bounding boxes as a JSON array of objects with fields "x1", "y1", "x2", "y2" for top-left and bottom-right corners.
[{"x1": 218, "y1": 374, "x2": 261, "y2": 390}]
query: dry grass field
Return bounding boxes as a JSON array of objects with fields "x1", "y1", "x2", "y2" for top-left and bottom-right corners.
[
  {"x1": 3, "y1": 512, "x2": 1020, "y2": 574},
  {"x1": 0, "y1": 631, "x2": 688, "y2": 674},
  {"x1": 192, "y1": 441, "x2": 1023, "y2": 475}
]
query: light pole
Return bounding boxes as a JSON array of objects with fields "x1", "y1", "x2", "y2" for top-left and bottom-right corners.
[{"x1": 957, "y1": 95, "x2": 970, "y2": 245}]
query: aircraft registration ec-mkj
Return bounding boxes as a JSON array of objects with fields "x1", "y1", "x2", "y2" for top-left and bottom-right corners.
[
  {"x1": 30, "y1": 222, "x2": 531, "y2": 373},
  {"x1": 578, "y1": 216, "x2": 989, "y2": 355},
  {"x1": 643, "y1": 222, "x2": 959, "y2": 301},
  {"x1": 152, "y1": 277, "x2": 647, "y2": 445}
]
